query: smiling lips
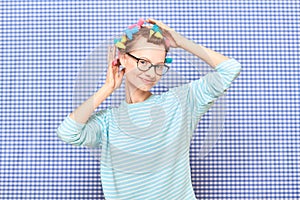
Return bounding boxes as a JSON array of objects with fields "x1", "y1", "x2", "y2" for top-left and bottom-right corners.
[{"x1": 139, "y1": 77, "x2": 155, "y2": 84}]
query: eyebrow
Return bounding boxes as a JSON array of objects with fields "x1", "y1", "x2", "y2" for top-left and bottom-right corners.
[{"x1": 126, "y1": 53, "x2": 165, "y2": 64}]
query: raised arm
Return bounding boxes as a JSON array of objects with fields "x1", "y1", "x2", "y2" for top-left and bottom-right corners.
[
  {"x1": 147, "y1": 19, "x2": 241, "y2": 118},
  {"x1": 70, "y1": 45, "x2": 125, "y2": 124},
  {"x1": 180, "y1": 29, "x2": 241, "y2": 117},
  {"x1": 146, "y1": 18, "x2": 232, "y2": 68},
  {"x1": 179, "y1": 40, "x2": 231, "y2": 68},
  {"x1": 57, "y1": 46, "x2": 124, "y2": 147},
  {"x1": 69, "y1": 84, "x2": 113, "y2": 124}
]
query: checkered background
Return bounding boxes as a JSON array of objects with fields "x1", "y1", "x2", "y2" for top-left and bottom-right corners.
[{"x1": 1, "y1": 1, "x2": 299, "y2": 199}]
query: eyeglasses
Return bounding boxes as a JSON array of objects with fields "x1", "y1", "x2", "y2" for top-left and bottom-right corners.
[{"x1": 126, "y1": 53, "x2": 169, "y2": 76}]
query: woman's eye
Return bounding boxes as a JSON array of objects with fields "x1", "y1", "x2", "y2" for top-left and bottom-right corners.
[{"x1": 139, "y1": 60, "x2": 148, "y2": 65}]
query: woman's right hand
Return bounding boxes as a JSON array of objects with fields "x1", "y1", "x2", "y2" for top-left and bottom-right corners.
[{"x1": 105, "y1": 45, "x2": 126, "y2": 91}]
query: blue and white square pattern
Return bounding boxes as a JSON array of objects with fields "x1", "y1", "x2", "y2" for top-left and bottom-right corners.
[{"x1": 1, "y1": 1, "x2": 299, "y2": 199}]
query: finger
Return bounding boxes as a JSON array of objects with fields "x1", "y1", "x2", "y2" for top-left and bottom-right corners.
[
  {"x1": 147, "y1": 18, "x2": 158, "y2": 24},
  {"x1": 115, "y1": 68, "x2": 126, "y2": 87},
  {"x1": 147, "y1": 18, "x2": 167, "y2": 29},
  {"x1": 147, "y1": 18, "x2": 165, "y2": 27},
  {"x1": 106, "y1": 48, "x2": 116, "y2": 78},
  {"x1": 146, "y1": 18, "x2": 155, "y2": 24},
  {"x1": 107, "y1": 45, "x2": 117, "y2": 65},
  {"x1": 111, "y1": 45, "x2": 116, "y2": 59},
  {"x1": 107, "y1": 45, "x2": 114, "y2": 64},
  {"x1": 147, "y1": 18, "x2": 172, "y2": 32}
]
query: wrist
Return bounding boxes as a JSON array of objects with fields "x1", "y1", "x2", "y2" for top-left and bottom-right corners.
[
  {"x1": 176, "y1": 34, "x2": 191, "y2": 49},
  {"x1": 177, "y1": 38, "x2": 192, "y2": 52},
  {"x1": 102, "y1": 84, "x2": 115, "y2": 94}
]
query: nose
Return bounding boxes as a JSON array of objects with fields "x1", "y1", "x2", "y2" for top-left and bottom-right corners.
[{"x1": 143, "y1": 67, "x2": 156, "y2": 79}]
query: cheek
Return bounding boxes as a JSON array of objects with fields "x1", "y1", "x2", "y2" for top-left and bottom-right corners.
[
  {"x1": 124, "y1": 60, "x2": 139, "y2": 73},
  {"x1": 125, "y1": 66, "x2": 140, "y2": 76},
  {"x1": 125, "y1": 69, "x2": 143, "y2": 84}
]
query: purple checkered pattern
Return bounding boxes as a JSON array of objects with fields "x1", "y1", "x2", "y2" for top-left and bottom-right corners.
[{"x1": 1, "y1": 1, "x2": 299, "y2": 199}]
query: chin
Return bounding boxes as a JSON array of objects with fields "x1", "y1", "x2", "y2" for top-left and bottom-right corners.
[
  {"x1": 135, "y1": 78, "x2": 156, "y2": 91},
  {"x1": 138, "y1": 85, "x2": 154, "y2": 91}
]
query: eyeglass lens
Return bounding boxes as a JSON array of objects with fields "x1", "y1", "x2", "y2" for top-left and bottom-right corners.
[{"x1": 137, "y1": 59, "x2": 168, "y2": 75}]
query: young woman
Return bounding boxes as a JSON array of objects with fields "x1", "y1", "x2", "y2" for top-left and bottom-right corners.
[{"x1": 57, "y1": 18, "x2": 241, "y2": 199}]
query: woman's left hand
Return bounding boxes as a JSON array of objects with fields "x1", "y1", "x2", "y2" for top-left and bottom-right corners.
[{"x1": 146, "y1": 18, "x2": 186, "y2": 48}]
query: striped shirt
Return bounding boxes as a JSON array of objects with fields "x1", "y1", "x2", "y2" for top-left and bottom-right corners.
[{"x1": 57, "y1": 58, "x2": 241, "y2": 200}]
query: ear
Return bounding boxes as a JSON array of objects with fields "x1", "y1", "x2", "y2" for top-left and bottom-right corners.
[{"x1": 119, "y1": 53, "x2": 127, "y2": 67}]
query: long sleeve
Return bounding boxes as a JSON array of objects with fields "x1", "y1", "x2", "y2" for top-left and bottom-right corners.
[
  {"x1": 56, "y1": 109, "x2": 109, "y2": 148},
  {"x1": 189, "y1": 57, "x2": 241, "y2": 117}
]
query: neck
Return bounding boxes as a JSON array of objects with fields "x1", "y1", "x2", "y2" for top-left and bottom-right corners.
[{"x1": 125, "y1": 82, "x2": 152, "y2": 104}]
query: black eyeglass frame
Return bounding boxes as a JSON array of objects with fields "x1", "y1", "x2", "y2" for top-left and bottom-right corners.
[{"x1": 126, "y1": 52, "x2": 170, "y2": 76}]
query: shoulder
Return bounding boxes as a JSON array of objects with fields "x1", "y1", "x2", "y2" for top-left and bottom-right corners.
[{"x1": 92, "y1": 107, "x2": 113, "y2": 122}]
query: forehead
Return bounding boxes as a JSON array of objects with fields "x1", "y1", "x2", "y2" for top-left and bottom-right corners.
[
  {"x1": 131, "y1": 35, "x2": 166, "y2": 50},
  {"x1": 132, "y1": 49, "x2": 166, "y2": 63},
  {"x1": 128, "y1": 36, "x2": 166, "y2": 62}
]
